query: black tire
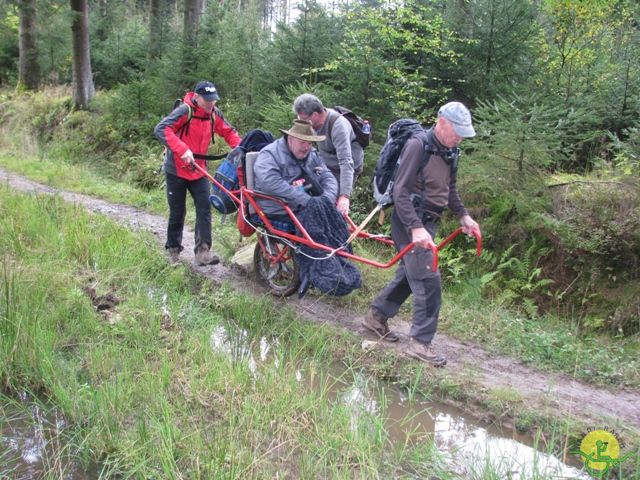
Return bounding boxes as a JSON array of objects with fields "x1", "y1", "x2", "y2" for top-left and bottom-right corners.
[{"x1": 253, "y1": 236, "x2": 300, "y2": 297}]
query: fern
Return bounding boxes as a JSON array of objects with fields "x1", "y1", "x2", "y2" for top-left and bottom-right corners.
[{"x1": 482, "y1": 239, "x2": 554, "y2": 316}]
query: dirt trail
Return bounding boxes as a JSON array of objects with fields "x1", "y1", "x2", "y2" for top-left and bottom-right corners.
[{"x1": 2, "y1": 167, "x2": 639, "y2": 434}]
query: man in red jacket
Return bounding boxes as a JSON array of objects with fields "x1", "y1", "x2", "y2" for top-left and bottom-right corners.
[{"x1": 155, "y1": 81, "x2": 242, "y2": 265}]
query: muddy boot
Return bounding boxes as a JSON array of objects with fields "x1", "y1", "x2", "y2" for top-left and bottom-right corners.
[
  {"x1": 405, "y1": 338, "x2": 447, "y2": 367},
  {"x1": 362, "y1": 307, "x2": 399, "y2": 342},
  {"x1": 167, "y1": 247, "x2": 181, "y2": 266},
  {"x1": 194, "y1": 245, "x2": 220, "y2": 266}
]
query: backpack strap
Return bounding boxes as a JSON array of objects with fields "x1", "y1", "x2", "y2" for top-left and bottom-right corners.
[
  {"x1": 193, "y1": 152, "x2": 228, "y2": 160},
  {"x1": 176, "y1": 104, "x2": 218, "y2": 145},
  {"x1": 415, "y1": 131, "x2": 435, "y2": 175},
  {"x1": 176, "y1": 104, "x2": 194, "y2": 139},
  {"x1": 418, "y1": 130, "x2": 459, "y2": 175},
  {"x1": 174, "y1": 104, "x2": 226, "y2": 160}
]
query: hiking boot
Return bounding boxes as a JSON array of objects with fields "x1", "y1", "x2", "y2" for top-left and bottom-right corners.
[
  {"x1": 405, "y1": 338, "x2": 447, "y2": 367},
  {"x1": 298, "y1": 273, "x2": 311, "y2": 299},
  {"x1": 194, "y1": 245, "x2": 220, "y2": 266},
  {"x1": 362, "y1": 308, "x2": 399, "y2": 342},
  {"x1": 167, "y1": 247, "x2": 181, "y2": 266}
]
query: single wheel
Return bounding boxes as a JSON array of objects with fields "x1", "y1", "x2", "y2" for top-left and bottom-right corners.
[{"x1": 253, "y1": 235, "x2": 300, "y2": 297}]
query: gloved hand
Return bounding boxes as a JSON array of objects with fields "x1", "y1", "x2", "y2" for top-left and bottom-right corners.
[
  {"x1": 181, "y1": 149, "x2": 195, "y2": 167},
  {"x1": 336, "y1": 195, "x2": 350, "y2": 216}
]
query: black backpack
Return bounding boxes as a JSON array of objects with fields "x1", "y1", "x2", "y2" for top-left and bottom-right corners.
[
  {"x1": 210, "y1": 129, "x2": 276, "y2": 215},
  {"x1": 372, "y1": 118, "x2": 459, "y2": 208},
  {"x1": 328, "y1": 106, "x2": 371, "y2": 148}
]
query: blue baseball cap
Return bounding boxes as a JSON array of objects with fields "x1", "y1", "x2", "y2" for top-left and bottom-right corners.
[{"x1": 194, "y1": 81, "x2": 220, "y2": 101}]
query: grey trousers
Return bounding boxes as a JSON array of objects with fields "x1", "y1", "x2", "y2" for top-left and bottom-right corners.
[{"x1": 371, "y1": 211, "x2": 441, "y2": 344}]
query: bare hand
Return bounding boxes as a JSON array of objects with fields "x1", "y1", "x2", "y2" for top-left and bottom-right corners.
[
  {"x1": 411, "y1": 227, "x2": 436, "y2": 249},
  {"x1": 181, "y1": 149, "x2": 195, "y2": 166},
  {"x1": 336, "y1": 195, "x2": 350, "y2": 216},
  {"x1": 460, "y1": 214, "x2": 480, "y2": 236}
]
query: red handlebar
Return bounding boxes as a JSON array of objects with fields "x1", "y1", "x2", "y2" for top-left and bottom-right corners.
[
  {"x1": 425, "y1": 227, "x2": 482, "y2": 271},
  {"x1": 195, "y1": 160, "x2": 482, "y2": 272}
]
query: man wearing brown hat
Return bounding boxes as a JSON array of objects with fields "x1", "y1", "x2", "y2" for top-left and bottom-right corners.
[
  {"x1": 253, "y1": 119, "x2": 338, "y2": 218},
  {"x1": 363, "y1": 101, "x2": 481, "y2": 367}
]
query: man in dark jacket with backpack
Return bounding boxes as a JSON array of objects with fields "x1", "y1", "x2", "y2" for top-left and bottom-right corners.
[
  {"x1": 363, "y1": 102, "x2": 481, "y2": 367},
  {"x1": 155, "y1": 80, "x2": 241, "y2": 266},
  {"x1": 293, "y1": 94, "x2": 364, "y2": 216}
]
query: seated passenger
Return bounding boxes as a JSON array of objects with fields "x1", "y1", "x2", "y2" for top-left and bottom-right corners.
[{"x1": 253, "y1": 119, "x2": 338, "y2": 220}]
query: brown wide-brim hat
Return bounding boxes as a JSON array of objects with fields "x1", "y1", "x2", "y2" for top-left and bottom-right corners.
[{"x1": 280, "y1": 119, "x2": 325, "y2": 142}]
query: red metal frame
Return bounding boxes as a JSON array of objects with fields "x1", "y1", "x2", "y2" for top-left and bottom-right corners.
[{"x1": 194, "y1": 163, "x2": 482, "y2": 271}]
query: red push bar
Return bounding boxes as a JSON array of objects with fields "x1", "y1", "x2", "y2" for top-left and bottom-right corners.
[{"x1": 194, "y1": 162, "x2": 482, "y2": 271}]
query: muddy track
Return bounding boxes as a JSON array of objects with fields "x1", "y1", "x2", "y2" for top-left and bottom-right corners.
[{"x1": 2, "y1": 167, "x2": 639, "y2": 435}]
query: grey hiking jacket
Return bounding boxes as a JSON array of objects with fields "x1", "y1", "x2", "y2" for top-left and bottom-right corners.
[
  {"x1": 315, "y1": 109, "x2": 364, "y2": 197},
  {"x1": 253, "y1": 137, "x2": 338, "y2": 217}
]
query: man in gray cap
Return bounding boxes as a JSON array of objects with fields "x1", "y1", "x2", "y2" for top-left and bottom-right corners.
[
  {"x1": 362, "y1": 101, "x2": 481, "y2": 367},
  {"x1": 253, "y1": 119, "x2": 338, "y2": 218}
]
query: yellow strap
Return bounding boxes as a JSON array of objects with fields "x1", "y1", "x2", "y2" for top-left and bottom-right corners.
[{"x1": 346, "y1": 204, "x2": 382, "y2": 244}]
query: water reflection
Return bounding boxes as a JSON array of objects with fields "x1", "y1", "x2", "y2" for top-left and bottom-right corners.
[
  {"x1": 208, "y1": 323, "x2": 590, "y2": 478},
  {"x1": 0, "y1": 396, "x2": 94, "y2": 480},
  {"x1": 436, "y1": 413, "x2": 591, "y2": 479},
  {"x1": 209, "y1": 324, "x2": 281, "y2": 376},
  {"x1": 340, "y1": 378, "x2": 591, "y2": 479}
]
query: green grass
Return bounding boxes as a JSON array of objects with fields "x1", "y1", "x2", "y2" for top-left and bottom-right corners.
[
  {"x1": 0, "y1": 151, "x2": 166, "y2": 214},
  {"x1": 2, "y1": 89, "x2": 639, "y2": 477},
  {"x1": 441, "y1": 279, "x2": 640, "y2": 388},
  {"x1": 3, "y1": 97, "x2": 635, "y2": 391},
  {"x1": 0, "y1": 188, "x2": 456, "y2": 478},
  {"x1": 3, "y1": 142, "x2": 638, "y2": 389},
  {"x1": 2, "y1": 179, "x2": 639, "y2": 479}
]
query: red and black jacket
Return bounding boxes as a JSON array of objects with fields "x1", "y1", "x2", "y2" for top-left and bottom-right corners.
[{"x1": 154, "y1": 91, "x2": 242, "y2": 180}]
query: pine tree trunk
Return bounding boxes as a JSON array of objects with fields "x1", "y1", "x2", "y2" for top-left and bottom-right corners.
[
  {"x1": 70, "y1": 0, "x2": 95, "y2": 108},
  {"x1": 150, "y1": 0, "x2": 165, "y2": 59},
  {"x1": 18, "y1": 0, "x2": 40, "y2": 90},
  {"x1": 183, "y1": 0, "x2": 204, "y2": 47},
  {"x1": 182, "y1": 0, "x2": 204, "y2": 72}
]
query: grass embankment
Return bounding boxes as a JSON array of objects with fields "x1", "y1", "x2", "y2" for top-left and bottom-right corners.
[
  {"x1": 1, "y1": 188, "x2": 456, "y2": 478},
  {"x1": 1, "y1": 87, "x2": 638, "y2": 391},
  {"x1": 2, "y1": 179, "x2": 639, "y2": 479}
]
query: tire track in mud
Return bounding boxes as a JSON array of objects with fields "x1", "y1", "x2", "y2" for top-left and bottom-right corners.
[{"x1": 2, "y1": 167, "x2": 639, "y2": 433}]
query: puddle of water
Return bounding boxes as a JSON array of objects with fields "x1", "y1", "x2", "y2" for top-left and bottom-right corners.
[
  {"x1": 210, "y1": 323, "x2": 591, "y2": 479},
  {"x1": 0, "y1": 394, "x2": 97, "y2": 480},
  {"x1": 388, "y1": 387, "x2": 590, "y2": 479},
  {"x1": 210, "y1": 324, "x2": 281, "y2": 375},
  {"x1": 3, "y1": 323, "x2": 589, "y2": 479}
]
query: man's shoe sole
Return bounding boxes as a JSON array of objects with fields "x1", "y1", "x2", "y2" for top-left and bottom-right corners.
[
  {"x1": 406, "y1": 350, "x2": 447, "y2": 367},
  {"x1": 361, "y1": 321, "x2": 399, "y2": 342}
]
